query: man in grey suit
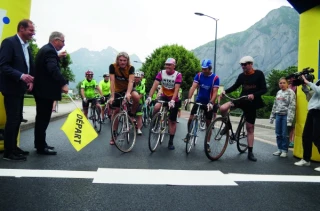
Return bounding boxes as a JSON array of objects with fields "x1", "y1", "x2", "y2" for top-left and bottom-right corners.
[
  {"x1": 33, "y1": 31, "x2": 69, "y2": 155},
  {"x1": 0, "y1": 19, "x2": 35, "y2": 161}
]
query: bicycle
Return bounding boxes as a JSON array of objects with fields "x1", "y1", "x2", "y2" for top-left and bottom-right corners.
[
  {"x1": 204, "y1": 94, "x2": 248, "y2": 161},
  {"x1": 88, "y1": 97, "x2": 103, "y2": 133},
  {"x1": 111, "y1": 96, "x2": 137, "y2": 153},
  {"x1": 148, "y1": 100, "x2": 170, "y2": 152},
  {"x1": 185, "y1": 102, "x2": 206, "y2": 154},
  {"x1": 142, "y1": 103, "x2": 150, "y2": 128}
]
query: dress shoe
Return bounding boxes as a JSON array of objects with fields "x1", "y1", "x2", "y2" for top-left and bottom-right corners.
[
  {"x1": 45, "y1": 145, "x2": 55, "y2": 150},
  {"x1": 15, "y1": 147, "x2": 30, "y2": 156},
  {"x1": 21, "y1": 119, "x2": 28, "y2": 123},
  {"x1": 3, "y1": 153, "x2": 27, "y2": 161},
  {"x1": 37, "y1": 148, "x2": 57, "y2": 155}
]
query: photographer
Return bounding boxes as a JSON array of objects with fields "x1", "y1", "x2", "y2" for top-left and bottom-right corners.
[{"x1": 294, "y1": 75, "x2": 320, "y2": 172}]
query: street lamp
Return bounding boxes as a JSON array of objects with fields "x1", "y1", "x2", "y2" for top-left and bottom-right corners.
[{"x1": 195, "y1": 12, "x2": 219, "y2": 75}]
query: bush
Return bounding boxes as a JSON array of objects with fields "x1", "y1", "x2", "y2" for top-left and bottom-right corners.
[{"x1": 256, "y1": 95, "x2": 275, "y2": 118}]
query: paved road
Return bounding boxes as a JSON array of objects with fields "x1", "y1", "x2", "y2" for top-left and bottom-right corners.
[{"x1": 0, "y1": 114, "x2": 319, "y2": 211}]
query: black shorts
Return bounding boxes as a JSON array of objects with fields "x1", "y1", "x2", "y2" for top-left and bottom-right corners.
[
  {"x1": 82, "y1": 99, "x2": 97, "y2": 110},
  {"x1": 158, "y1": 96, "x2": 181, "y2": 121},
  {"x1": 191, "y1": 103, "x2": 213, "y2": 120},
  {"x1": 212, "y1": 103, "x2": 219, "y2": 113},
  {"x1": 233, "y1": 100, "x2": 256, "y2": 124}
]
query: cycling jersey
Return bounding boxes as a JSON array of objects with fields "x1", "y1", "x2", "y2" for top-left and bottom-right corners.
[
  {"x1": 81, "y1": 79, "x2": 98, "y2": 99},
  {"x1": 194, "y1": 72, "x2": 220, "y2": 104},
  {"x1": 99, "y1": 79, "x2": 111, "y2": 96},
  {"x1": 155, "y1": 70, "x2": 182, "y2": 101},
  {"x1": 135, "y1": 82, "x2": 146, "y2": 104},
  {"x1": 109, "y1": 63, "x2": 135, "y2": 93}
]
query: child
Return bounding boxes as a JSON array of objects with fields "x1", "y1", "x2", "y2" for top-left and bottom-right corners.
[{"x1": 270, "y1": 77, "x2": 296, "y2": 158}]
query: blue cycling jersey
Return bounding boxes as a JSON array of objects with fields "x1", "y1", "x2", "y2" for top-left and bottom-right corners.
[{"x1": 194, "y1": 72, "x2": 220, "y2": 104}]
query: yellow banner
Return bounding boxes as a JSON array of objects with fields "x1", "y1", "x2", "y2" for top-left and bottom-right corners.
[{"x1": 61, "y1": 109, "x2": 98, "y2": 151}]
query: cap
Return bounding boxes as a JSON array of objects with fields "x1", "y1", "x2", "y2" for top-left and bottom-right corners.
[
  {"x1": 239, "y1": 56, "x2": 254, "y2": 64},
  {"x1": 201, "y1": 59, "x2": 212, "y2": 68},
  {"x1": 165, "y1": 58, "x2": 176, "y2": 65}
]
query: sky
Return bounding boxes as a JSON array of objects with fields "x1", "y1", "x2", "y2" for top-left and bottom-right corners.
[{"x1": 30, "y1": 0, "x2": 292, "y2": 61}]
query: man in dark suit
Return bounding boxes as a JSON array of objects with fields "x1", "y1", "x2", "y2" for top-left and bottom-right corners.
[
  {"x1": 33, "y1": 31, "x2": 69, "y2": 155},
  {"x1": 0, "y1": 19, "x2": 35, "y2": 161}
]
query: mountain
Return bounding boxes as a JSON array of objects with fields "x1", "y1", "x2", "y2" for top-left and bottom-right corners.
[
  {"x1": 69, "y1": 47, "x2": 143, "y2": 88},
  {"x1": 192, "y1": 6, "x2": 299, "y2": 87}
]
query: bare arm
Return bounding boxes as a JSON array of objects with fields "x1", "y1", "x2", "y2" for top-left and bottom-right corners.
[
  {"x1": 188, "y1": 82, "x2": 199, "y2": 99},
  {"x1": 148, "y1": 80, "x2": 160, "y2": 98},
  {"x1": 210, "y1": 87, "x2": 219, "y2": 104},
  {"x1": 126, "y1": 74, "x2": 135, "y2": 96},
  {"x1": 110, "y1": 74, "x2": 115, "y2": 98}
]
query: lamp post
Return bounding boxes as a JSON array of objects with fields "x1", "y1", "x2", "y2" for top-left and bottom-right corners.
[{"x1": 194, "y1": 12, "x2": 218, "y2": 75}]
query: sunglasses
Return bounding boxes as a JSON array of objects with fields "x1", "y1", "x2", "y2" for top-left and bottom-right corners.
[{"x1": 240, "y1": 62, "x2": 252, "y2": 66}]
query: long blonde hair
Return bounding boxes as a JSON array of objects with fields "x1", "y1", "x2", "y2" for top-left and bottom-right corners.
[{"x1": 115, "y1": 52, "x2": 131, "y2": 67}]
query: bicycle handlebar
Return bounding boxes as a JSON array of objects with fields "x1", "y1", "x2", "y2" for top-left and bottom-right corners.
[{"x1": 222, "y1": 93, "x2": 248, "y2": 102}]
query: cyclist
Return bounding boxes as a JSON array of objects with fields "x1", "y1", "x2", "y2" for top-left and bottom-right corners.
[
  {"x1": 220, "y1": 56, "x2": 267, "y2": 162},
  {"x1": 146, "y1": 58, "x2": 182, "y2": 150},
  {"x1": 109, "y1": 52, "x2": 140, "y2": 145},
  {"x1": 184, "y1": 59, "x2": 220, "y2": 145},
  {"x1": 80, "y1": 70, "x2": 104, "y2": 119},
  {"x1": 134, "y1": 72, "x2": 146, "y2": 135},
  {"x1": 99, "y1": 73, "x2": 111, "y2": 123}
]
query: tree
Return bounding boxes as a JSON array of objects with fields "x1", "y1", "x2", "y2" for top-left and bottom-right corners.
[
  {"x1": 140, "y1": 44, "x2": 201, "y2": 92},
  {"x1": 266, "y1": 66, "x2": 297, "y2": 96}
]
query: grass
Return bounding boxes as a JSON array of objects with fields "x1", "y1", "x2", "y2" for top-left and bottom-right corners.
[{"x1": 24, "y1": 98, "x2": 71, "y2": 106}]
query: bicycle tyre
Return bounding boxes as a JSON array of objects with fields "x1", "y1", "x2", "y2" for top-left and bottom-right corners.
[
  {"x1": 148, "y1": 112, "x2": 162, "y2": 152},
  {"x1": 95, "y1": 108, "x2": 102, "y2": 133},
  {"x1": 112, "y1": 112, "x2": 136, "y2": 153},
  {"x1": 204, "y1": 117, "x2": 229, "y2": 161},
  {"x1": 199, "y1": 114, "x2": 206, "y2": 130},
  {"x1": 90, "y1": 107, "x2": 97, "y2": 130},
  {"x1": 186, "y1": 117, "x2": 198, "y2": 154},
  {"x1": 236, "y1": 119, "x2": 248, "y2": 153}
]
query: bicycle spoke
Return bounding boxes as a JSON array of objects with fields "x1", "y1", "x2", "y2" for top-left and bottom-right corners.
[{"x1": 148, "y1": 113, "x2": 161, "y2": 152}]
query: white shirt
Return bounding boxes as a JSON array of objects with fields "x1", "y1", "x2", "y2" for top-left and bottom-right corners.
[{"x1": 17, "y1": 34, "x2": 30, "y2": 74}]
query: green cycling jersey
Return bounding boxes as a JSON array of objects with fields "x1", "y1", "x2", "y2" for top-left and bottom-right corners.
[
  {"x1": 99, "y1": 79, "x2": 111, "y2": 96},
  {"x1": 81, "y1": 79, "x2": 98, "y2": 99}
]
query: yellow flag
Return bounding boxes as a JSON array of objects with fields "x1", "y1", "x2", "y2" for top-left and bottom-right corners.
[{"x1": 61, "y1": 108, "x2": 98, "y2": 151}]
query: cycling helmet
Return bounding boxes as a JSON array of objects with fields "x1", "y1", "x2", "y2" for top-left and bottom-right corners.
[
  {"x1": 157, "y1": 85, "x2": 161, "y2": 90},
  {"x1": 239, "y1": 56, "x2": 254, "y2": 64},
  {"x1": 103, "y1": 72, "x2": 109, "y2": 77},
  {"x1": 201, "y1": 59, "x2": 212, "y2": 68},
  {"x1": 85, "y1": 70, "x2": 94, "y2": 75},
  {"x1": 134, "y1": 72, "x2": 141, "y2": 78}
]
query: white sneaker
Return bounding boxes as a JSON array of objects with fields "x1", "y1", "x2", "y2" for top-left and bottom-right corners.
[
  {"x1": 314, "y1": 166, "x2": 320, "y2": 172},
  {"x1": 273, "y1": 150, "x2": 281, "y2": 156},
  {"x1": 280, "y1": 152, "x2": 287, "y2": 158},
  {"x1": 294, "y1": 159, "x2": 311, "y2": 166},
  {"x1": 137, "y1": 129, "x2": 142, "y2": 135}
]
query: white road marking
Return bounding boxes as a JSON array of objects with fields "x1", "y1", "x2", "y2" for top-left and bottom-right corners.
[
  {"x1": 1, "y1": 168, "x2": 319, "y2": 185},
  {"x1": 93, "y1": 168, "x2": 237, "y2": 186}
]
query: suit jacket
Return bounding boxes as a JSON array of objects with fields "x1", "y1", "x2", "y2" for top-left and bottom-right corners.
[
  {"x1": 0, "y1": 35, "x2": 35, "y2": 96},
  {"x1": 33, "y1": 43, "x2": 67, "y2": 100}
]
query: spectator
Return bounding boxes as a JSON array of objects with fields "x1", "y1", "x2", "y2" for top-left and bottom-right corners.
[
  {"x1": 270, "y1": 77, "x2": 296, "y2": 158},
  {"x1": 0, "y1": 19, "x2": 35, "y2": 161},
  {"x1": 33, "y1": 31, "x2": 69, "y2": 155}
]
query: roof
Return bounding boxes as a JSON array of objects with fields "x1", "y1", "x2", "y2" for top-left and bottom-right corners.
[{"x1": 287, "y1": 0, "x2": 320, "y2": 14}]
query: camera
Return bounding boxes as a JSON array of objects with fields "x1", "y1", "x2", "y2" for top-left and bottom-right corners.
[{"x1": 285, "y1": 67, "x2": 315, "y2": 86}]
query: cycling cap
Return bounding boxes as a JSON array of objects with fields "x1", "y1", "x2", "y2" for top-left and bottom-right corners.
[
  {"x1": 85, "y1": 70, "x2": 94, "y2": 75},
  {"x1": 103, "y1": 73, "x2": 109, "y2": 77},
  {"x1": 165, "y1": 58, "x2": 176, "y2": 65},
  {"x1": 201, "y1": 59, "x2": 212, "y2": 68},
  {"x1": 239, "y1": 56, "x2": 254, "y2": 64},
  {"x1": 134, "y1": 72, "x2": 141, "y2": 78}
]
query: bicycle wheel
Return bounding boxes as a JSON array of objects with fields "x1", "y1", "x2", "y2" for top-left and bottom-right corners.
[
  {"x1": 148, "y1": 113, "x2": 162, "y2": 152},
  {"x1": 186, "y1": 117, "x2": 198, "y2": 154},
  {"x1": 143, "y1": 106, "x2": 149, "y2": 128},
  {"x1": 199, "y1": 114, "x2": 206, "y2": 130},
  {"x1": 90, "y1": 107, "x2": 97, "y2": 130},
  {"x1": 95, "y1": 108, "x2": 102, "y2": 133},
  {"x1": 204, "y1": 117, "x2": 229, "y2": 161},
  {"x1": 159, "y1": 114, "x2": 169, "y2": 145},
  {"x1": 236, "y1": 120, "x2": 248, "y2": 153},
  {"x1": 111, "y1": 112, "x2": 136, "y2": 153}
]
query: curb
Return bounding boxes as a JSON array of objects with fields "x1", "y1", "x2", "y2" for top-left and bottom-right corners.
[
  {"x1": 20, "y1": 113, "x2": 70, "y2": 132},
  {"x1": 230, "y1": 120, "x2": 275, "y2": 130}
]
